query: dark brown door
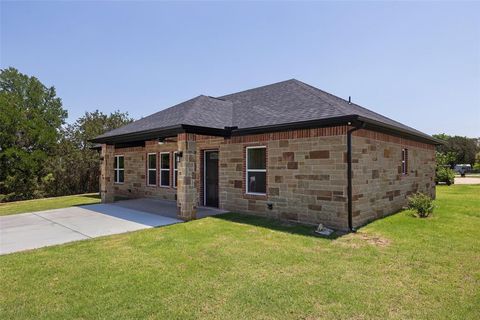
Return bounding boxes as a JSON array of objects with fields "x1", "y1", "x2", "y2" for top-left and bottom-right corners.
[{"x1": 204, "y1": 151, "x2": 219, "y2": 207}]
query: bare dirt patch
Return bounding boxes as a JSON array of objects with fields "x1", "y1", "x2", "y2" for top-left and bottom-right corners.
[{"x1": 334, "y1": 232, "x2": 391, "y2": 248}]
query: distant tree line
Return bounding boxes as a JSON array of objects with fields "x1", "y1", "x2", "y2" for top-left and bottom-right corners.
[
  {"x1": 0, "y1": 67, "x2": 132, "y2": 202},
  {"x1": 433, "y1": 133, "x2": 480, "y2": 170}
]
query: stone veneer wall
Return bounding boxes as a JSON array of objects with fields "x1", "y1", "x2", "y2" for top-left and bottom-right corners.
[
  {"x1": 196, "y1": 127, "x2": 350, "y2": 229},
  {"x1": 103, "y1": 126, "x2": 436, "y2": 230},
  {"x1": 100, "y1": 144, "x2": 115, "y2": 203},
  {"x1": 112, "y1": 140, "x2": 178, "y2": 200},
  {"x1": 351, "y1": 129, "x2": 436, "y2": 228}
]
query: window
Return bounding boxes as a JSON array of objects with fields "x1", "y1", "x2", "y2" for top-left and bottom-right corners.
[
  {"x1": 246, "y1": 146, "x2": 266, "y2": 194},
  {"x1": 160, "y1": 152, "x2": 170, "y2": 187},
  {"x1": 173, "y1": 152, "x2": 178, "y2": 188},
  {"x1": 402, "y1": 148, "x2": 408, "y2": 175},
  {"x1": 114, "y1": 155, "x2": 124, "y2": 183},
  {"x1": 147, "y1": 153, "x2": 157, "y2": 186}
]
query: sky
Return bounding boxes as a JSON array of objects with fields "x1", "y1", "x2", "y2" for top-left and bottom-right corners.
[{"x1": 1, "y1": 1, "x2": 479, "y2": 137}]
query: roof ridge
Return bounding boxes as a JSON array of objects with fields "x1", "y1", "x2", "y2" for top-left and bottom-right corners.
[
  {"x1": 217, "y1": 79, "x2": 296, "y2": 99},
  {"x1": 292, "y1": 79, "x2": 422, "y2": 133},
  {"x1": 184, "y1": 95, "x2": 207, "y2": 122},
  {"x1": 183, "y1": 95, "x2": 234, "y2": 127},
  {"x1": 290, "y1": 79, "x2": 352, "y2": 116}
]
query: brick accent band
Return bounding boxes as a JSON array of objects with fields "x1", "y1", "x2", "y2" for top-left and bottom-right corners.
[
  {"x1": 353, "y1": 129, "x2": 434, "y2": 150},
  {"x1": 230, "y1": 126, "x2": 349, "y2": 144}
]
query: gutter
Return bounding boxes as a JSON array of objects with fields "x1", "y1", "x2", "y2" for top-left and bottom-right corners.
[
  {"x1": 89, "y1": 124, "x2": 229, "y2": 144},
  {"x1": 229, "y1": 115, "x2": 358, "y2": 136},
  {"x1": 357, "y1": 116, "x2": 443, "y2": 145},
  {"x1": 347, "y1": 120, "x2": 365, "y2": 232}
]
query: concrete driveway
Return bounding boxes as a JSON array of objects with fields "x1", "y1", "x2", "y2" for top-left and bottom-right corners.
[
  {"x1": 454, "y1": 176, "x2": 480, "y2": 185},
  {"x1": 0, "y1": 203, "x2": 182, "y2": 255}
]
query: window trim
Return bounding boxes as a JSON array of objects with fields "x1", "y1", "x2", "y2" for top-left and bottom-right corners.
[
  {"x1": 401, "y1": 148, "x2": 408, "y2": 175},
  {"x1": 159, "y1": 152, "x2": 171, "y2": 187},
  {"x1": 146, "y1": 153, "x2": 157, "y2": 186},
  {"x1": 173, "y1": 151, "x2": 178, "y2": 189},
  {"x1": 245, "y1": 146, "x2": 267, "y2": 195},
  {"x1": 114, "y1": 155, "x2": 125, "y2": 184}
]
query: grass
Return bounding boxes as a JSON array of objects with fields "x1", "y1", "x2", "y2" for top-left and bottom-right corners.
[
  {"x1": 0, "y1": 185, "x2": 479, "y2": 319},
  {"x1": 0, "y1": 193, "x2": 101, "y2": 216}
]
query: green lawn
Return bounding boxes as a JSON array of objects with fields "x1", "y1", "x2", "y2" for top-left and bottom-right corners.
[
  {"x1": 0, "y1": 186, "x2": 479, "y2": 319},
  {"x1": 0, "y1": 193, "x2": 100, "y2": 216}
]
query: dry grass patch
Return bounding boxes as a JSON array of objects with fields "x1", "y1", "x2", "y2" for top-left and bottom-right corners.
[{"x1": 334, "y1": 231, "x2": 391, "y2": 248}]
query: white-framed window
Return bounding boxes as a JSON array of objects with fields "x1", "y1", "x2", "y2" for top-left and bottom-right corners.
[
  {"x1": 147, "y1": 153, "x2": 157, "y2": 186},
  {"x1": 402, "y1": 148, "x2": 409, "y2": 175},
  {"x1": 114, "y1": 155, "x2": 124, "y2": 184},
  {"x1": 173, "y1": 151, "x2": 178, "y2": 188},
  {"x1": 246, "y1": 146, "x2": 267, "y2": 195},
  {"x1": 160, "y1": 152, "x2": 170, "y2": 187}
]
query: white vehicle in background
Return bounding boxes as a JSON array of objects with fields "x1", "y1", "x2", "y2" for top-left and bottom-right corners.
[{"x1": 454, "y1": 164, "x2": 472, "y2": 177}]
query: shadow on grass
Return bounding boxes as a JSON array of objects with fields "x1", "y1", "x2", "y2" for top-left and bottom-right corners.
[
  {"x1": 81, "y1": 194, "x2": 101, "y2": 200},
  {"x1": 211, "y1": 212, "x2": 345, "y2": 239}
]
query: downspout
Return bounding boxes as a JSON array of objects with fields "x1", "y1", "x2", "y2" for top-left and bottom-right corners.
[{"x1": 347, "y1": 121, "x2": 365, "y2": 232}]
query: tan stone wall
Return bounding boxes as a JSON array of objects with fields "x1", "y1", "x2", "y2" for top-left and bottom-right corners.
[
  {"x1": 351, "y1": 129, "x2": 436, "y2": 228},
  {"x1": 195, "y1": 128, "x2": 350, "y2": 230},
  {"x1": 100, "y1": 144, "x2": 115, "y2": 203},
  {"x1": 101, "y1": 126, "x2": 436, "y2": 231},
  {"x1": 177, "y1": 133, "x2": 198, "y2": 220},
  {"x1": 111, "y1": 140, "x2": 178, "y2": 200}
]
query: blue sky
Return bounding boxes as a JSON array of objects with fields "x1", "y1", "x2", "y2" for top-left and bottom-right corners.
[{"x1": 1, "y1": 1, "x2": 479, "y2": 137}]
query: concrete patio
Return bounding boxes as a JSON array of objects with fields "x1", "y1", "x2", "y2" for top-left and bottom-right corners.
[
  {"x1": 0, "y1": 199, "x2": 227, "y2": 255},
  {"x1": 113, "y1": 198, "x2": 227, "y2": 219}
]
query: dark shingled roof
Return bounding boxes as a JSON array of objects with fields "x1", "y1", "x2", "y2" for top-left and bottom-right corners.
[{"x1": 93, "y1": 79, "x2": 439, "y2": 144}]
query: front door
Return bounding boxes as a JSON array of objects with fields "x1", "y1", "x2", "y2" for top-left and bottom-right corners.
[{"x1": 204, "y1": 150, "x2": 219, "y2": 207}]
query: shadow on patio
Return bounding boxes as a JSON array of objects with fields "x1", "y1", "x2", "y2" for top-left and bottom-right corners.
[{"x1": 110, "y1": 198, "x2": 228, "y2": 220}]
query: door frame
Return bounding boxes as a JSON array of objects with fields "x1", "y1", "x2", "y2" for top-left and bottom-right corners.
[{"x1": 203, "y1": 149, "x2": 219, "y2": 207}]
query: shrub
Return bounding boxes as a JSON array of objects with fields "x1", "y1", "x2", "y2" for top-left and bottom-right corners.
[
  {"x1": 435, "y1": 166, "x2": 455, "y2": 185},
  {"x1": 473, "y1": 162, "x2": 480, "y2": 173},
  {"x1": 407, "y1": 193, "x2": 435, "y2": 218}
]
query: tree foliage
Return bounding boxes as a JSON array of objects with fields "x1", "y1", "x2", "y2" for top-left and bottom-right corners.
[
  {"x1": 0, "y1": 67, "x2": 132, "y2": 201},
  {"x1": 433, "y1": 134, "x2": 479, "y2": 167},
  {"x1": 0, "y1": 67, "x2": 67, "y2": 200},
  {"x1": 44, "y1": 111, "x2": 132, "y2": 196}
]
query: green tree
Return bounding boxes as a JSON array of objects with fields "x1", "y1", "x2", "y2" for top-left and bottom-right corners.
[
  {"x1": 433, "y1": 134, "x2": 479, "y2": 167},
  {"x1": 0, "y1": 67, "x2": 67, "y2": 200},
  {"x1": 44, "y1": 110, "x2": 133, "y2": 196},
  {"x1": 436, "y1": 151, "x2": 457, "y2": 167}
]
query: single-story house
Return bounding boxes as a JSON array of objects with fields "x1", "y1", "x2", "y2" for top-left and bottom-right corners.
[{"x1": 91, "y1": 79, "x2": 440, "y2": 231}]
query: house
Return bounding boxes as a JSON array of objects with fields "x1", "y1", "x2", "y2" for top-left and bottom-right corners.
[{"x1": 91, "y1": 79, "x2": 440, "y2": 231}]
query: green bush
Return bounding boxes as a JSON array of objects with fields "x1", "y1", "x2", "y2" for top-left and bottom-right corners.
[
  {"x1": 407, "y1": 193, "x2": 435, "y2": 218},
  {"x1": 435, "y1": 166, "x2": 455, "y2": 185},
  {"x1": 473, "y1": 162, "x2": 480, "y2": 173}
]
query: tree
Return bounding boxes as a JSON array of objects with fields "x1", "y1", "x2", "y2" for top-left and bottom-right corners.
[
  {"x1": 0, "y1": 67, "x2": 67, "y2": 200},
  {"x1": 43, "y1": 110, "x2": 133, "y2": 196},
  {"x1": 433, "y1": 134, "x2": 479, "y2": 167}
]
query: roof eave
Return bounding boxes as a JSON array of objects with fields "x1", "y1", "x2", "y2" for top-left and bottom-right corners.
[
  {"x1": 89, "y1": 124, "x2": 230, "y2": 144},
  {"x1": 89, "y1": 125, "x2": 185, "y2": 144},
  {"x1": 230, "y1": 115, "x2": 360, "y2": 136},
  {"x1": 357, "y1": 116, "x2": 443, "y2": 145},
  {"x1": 89, "y1": 116, "x2": 441, "y2": 146}
]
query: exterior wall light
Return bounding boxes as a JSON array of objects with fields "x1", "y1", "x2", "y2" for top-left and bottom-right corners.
[{"x1": 176, "y1": 152, "x2": 183, "y2": 162}]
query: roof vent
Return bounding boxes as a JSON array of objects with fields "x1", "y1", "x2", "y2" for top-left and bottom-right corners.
[{"x1": 348, "y1": 96, "x2": 352, "y2": 104}]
